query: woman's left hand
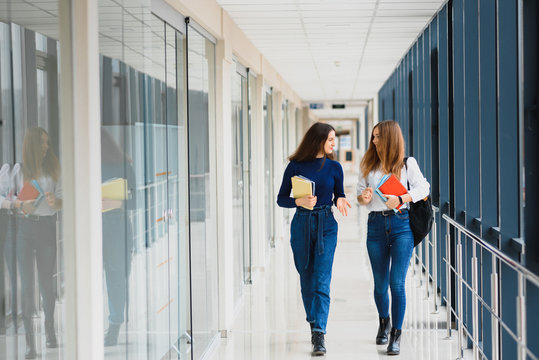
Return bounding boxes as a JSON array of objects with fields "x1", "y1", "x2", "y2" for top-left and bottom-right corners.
[
  {"x1": 336, "y1": 197, "x2": 352, "y2": 216},
  {"x1": 384, "y1": 194, "x2": 400, "y2": 210},
  {"x1": 45, "y1": 192, "x2": 56, "y2": 208}
]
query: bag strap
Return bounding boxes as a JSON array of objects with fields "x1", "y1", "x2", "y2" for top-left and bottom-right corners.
[{"x1": 404, "y1": 157, "x2": 410, "y2": 190}]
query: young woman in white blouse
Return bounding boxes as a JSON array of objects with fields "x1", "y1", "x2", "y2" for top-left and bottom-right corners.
[
  {"x1": 13, "y1": 127, "x2": 61, "y2": 358},
  {"x1": 357, "y1": 120, "x2": 430, "y2": 355}
]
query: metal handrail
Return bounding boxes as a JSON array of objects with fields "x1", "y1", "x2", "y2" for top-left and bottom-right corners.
[
  {"x1": 408, "y1": 210, "x2": 539, "y2": 360},
  {"x1": 441, "y1": 214, "x2": 539, "y2": 288}
]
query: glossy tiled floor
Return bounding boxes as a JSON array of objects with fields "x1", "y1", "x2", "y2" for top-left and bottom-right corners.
[{"x1": 208, "y1": 181, "x2": 473, "y2": 360}]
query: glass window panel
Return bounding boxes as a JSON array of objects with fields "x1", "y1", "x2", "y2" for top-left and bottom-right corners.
[
  {"x1": 0, "y1": 2, "x2": 66, "y2": 359},
  {"x1": 263, "y1": 89, "x2": 274, "y2": 248},
  {"x1": 99, "y1": 3, "x2": 191, "y2": 358},
  {"x1": 231, "y1": 70, "x2": 244, "y2": 304},
  {"x1": 164, "y1": 22, "x2": 190, "y2": 359},
  {"x1": 187, "y1": 27, "x2": 218, "y2": 357}
]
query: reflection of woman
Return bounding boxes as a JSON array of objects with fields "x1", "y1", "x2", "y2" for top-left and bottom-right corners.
[
  {"x1": 277, "y1": 122, "x2": 351, "y2": 356},
  {"x1": 357, "y1": 120, "x2": 429, "y2": 355},
  {"x1": 0, "y1": 163, "x2": 20, "y2": 334},
  {"x1": 101, "y1": 129, "x2": 135, "y2": 347},
  {"x1": 14, "y1": 128, "x2": 61, "y2": 359}
]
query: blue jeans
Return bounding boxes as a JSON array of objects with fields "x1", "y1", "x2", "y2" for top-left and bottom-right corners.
[
  {"x1": 103, "y1": 211, "x2": 133, "y2": 325},
  {"x1": 290, "y1": 205, "x2": 338, "y2": 334},
  {"x1": 366, "y1": 210, "x2": 414, "y2": 330}
]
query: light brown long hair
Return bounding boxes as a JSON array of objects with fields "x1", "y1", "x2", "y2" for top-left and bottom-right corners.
[
  {"x1": 22, "y1": 127, "x2": 60, "y2": 182},
  {"x1": 360, "y1": 120, "x2": 405, "y2": 179},
  {"x1": 289, "y1": 122, "x2": 335, "y2": 164}
]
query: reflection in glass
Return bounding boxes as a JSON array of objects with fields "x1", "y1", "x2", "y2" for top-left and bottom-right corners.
[
  {"x1": 188, "y1": 27, "x2": 218, "y2": 357},
  {"x1": 18, "y1": 128, "x2": 61, "y2": 358},
  {"x1": 263, "y1": 89, "x2": 274, "y2": 248},
  {"x1": 0, "y1": 2, "x2": 65, "y2": 357},
  {"x1": 231, "y1": 70, "x2": 245, "y2": 304},
  {"x1": 99, "y1": 8, "x2": 191, "y2": 359},
  {"x1": 101, "y1": 128, "x2": 135, "y2": 349}
]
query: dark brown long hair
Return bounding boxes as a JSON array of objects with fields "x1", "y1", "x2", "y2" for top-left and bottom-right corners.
[
  {"x1": 360, "y1": 120, "x2": 405, "y2": 178},
  {"x1": 289, "y1": 122, "x2": 336, "y2": 163},
  {"x1": 22, "y1": 127, "x2": 60, "y2": 182}
]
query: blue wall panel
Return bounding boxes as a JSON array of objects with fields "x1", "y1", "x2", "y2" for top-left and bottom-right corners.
[
  {"x1": 417, "y1": 35, "x2": 424, "y2": 170},
  {"x1": 464, "y1": 0, "x2": 480, "y2": 228},
  {"x1": 478, "y1": 1, "x2": 498, "y2": 354},
  {"x1": 438, "y1": 4, "x2": 450, "y2": 304},
  {"x1": 497, "y1": 1, "x2": 520, "y2": 357},
  {"x1": 479, "y1": 0, "x2": 499, "y2": 240},
  {"x1": 452, "y1": 0, "x2": 466, "y2": 224}
]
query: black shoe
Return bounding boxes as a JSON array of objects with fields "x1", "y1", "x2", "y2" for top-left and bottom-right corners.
[
  {"x1": 376, "y1": 316, "x2": 391, "y2": 345},
  {"x1": 311, "y1": 331, "x2": 326, "y2": 356},
  {"x1": 387, "y1": 327, "x2": 401, "y2": 355},
  {"x1": 45, "y1": 321, "x2": 58, "y2": 348},
  {"x1": 309, "y1": 323, "x2": 315, "y2": 344},
  {"x1": 104, "y1": 323, "x2": 121, "y2": 347},
  {"x1": 25, "y1": 332, "x2": 37, "y2": 359}
]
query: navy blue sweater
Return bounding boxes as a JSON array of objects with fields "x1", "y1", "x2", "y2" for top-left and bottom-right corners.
[{"x1": 277, "y1": 157, "x2": 345, "y2": 208}]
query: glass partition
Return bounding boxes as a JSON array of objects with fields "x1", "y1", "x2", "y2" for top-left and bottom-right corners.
[
  {"x1": 0, "y1": 2, "x2": 66, "y2": 358},
  {"x1": 263, "y1": 88, "x2": 275, "y2": 248},
  {"x1": 231, "y1": 69, "x2": 246, "y2": 304},
  {"x1": 187, "y1": 27, "x2": 218, "y2": 357},
  {"x1": 99, "y1": 5, "x2": 190, "y2": 358}
]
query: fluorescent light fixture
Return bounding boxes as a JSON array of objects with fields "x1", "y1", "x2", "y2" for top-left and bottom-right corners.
[{"x1": 325, "y1": 24, "x2": 351, "y2": 28}]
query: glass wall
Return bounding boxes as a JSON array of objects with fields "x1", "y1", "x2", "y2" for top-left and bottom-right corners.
[
  {"x1": 0, "y1": 2, "x2": 66, "y2": 358},
  {"x1": 231, "y1": 67, "x2": 246, "y2": 304},
  {"x1": 187, "y1": 26, "x2": 218, "y2": 357},
  {"x1": 281, "y1": 100, "x2": 290, "y2": 224},
  {"x1": 98, "y1": 3, "x2": 191, "y2": 359},
  {"x1": 263, "y1": 88, "x2": 274, "y2": 248}
]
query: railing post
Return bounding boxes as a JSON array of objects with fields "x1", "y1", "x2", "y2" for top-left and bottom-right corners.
[
  {"x1": 418, "y1": 240, "x2": 423, "y2": 288},
  {"x1": 472, "y1": 252, "x2": 479, "y2": 360},
  {"x1": 445, "y1": 221, "x2": 452, "y2": 339},
  {"x1": 517, "y1": 273, "x2": 526, "y2": 360},
  {"x1": 491, "y1": 270, "x2": 499, "y2": 360},
  {"x1": 432, "y1": 215, "x2": 438, "y2": 313},
  {"x1": 457, "y1": 231, "x2": 464, "y2": 359},
  {"x1": 426, "y1": 234, "x2": 430, "y2": 299}
]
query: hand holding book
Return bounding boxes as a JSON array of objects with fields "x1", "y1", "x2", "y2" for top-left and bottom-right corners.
[
  {"x1": 291, "y1": 175, "x2": 316, "y2": 210},
  {"x1": 374, "y1": 174, "x2": 408, "y2": 212}
]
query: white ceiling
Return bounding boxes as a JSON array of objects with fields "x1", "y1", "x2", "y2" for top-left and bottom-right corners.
[{"x1": 217, "y1": 0, "x2": 445, "y2": 104}]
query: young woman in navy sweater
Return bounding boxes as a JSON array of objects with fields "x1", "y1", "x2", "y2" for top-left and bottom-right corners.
[{"x1": 277, "y1": 122, "x2": 351, "y2": 356}]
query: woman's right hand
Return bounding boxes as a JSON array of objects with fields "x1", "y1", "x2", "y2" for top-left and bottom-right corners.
[
  {"x1": 102, "y1": 198, "x2": 123, "y2": 212},
  {"x1": 20, "y1": 200, "x2": 36, "y2": 214},
  {"x1": 295, "y1": 195, "x2": 317, "y2": 209},
  {"x1": 358, "y1": 187, "x2": 373, "y2": 204}
]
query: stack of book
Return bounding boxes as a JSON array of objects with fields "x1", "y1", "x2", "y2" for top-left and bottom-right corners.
[
  {"x1": 291, "y1": 175, "x2": 315, "y2": 210},
  {"x1": 374, "y1": 174, "x2": 408, "y2": 212}
]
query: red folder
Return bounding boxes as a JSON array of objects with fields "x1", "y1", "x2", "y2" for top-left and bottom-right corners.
[
  {"x1": 17, "y1": 181, "x2": 40, "y2": 201},
  {"x1": 378, "y1": 174, "x2": 408, "y2": 210}
]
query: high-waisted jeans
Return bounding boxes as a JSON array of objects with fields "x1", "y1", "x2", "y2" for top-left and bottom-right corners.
[
  {"x1": 366, "y1": 210, "x2": 414, "y2": 330},
  {"x1": 17, "y1": 215, "x2": 57, "y2": 336},
  {"x1": 290, "y1": 205, "x2": 338, "y2": 334}
]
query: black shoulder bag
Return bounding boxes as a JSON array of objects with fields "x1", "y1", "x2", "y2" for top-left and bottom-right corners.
[{"x1": 404, "y1": 157, "x2": 433, "y2": 247}]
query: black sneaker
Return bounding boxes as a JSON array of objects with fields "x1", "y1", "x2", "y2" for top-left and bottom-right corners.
[{"x1": 311, "y1": 331, "x2": 326, "y2": 356}]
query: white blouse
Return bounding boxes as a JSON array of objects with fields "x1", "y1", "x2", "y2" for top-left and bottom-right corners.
[
  {"x1": 31, "y1": 175, "x2": 62, "y2": 216},
  {"x1": 356, "y1": 157, "x2": 430, "y2": 212}
]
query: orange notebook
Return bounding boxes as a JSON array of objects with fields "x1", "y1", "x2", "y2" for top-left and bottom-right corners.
[
  {"x1": 375, "y1": 174, "x2": 408, "y2": 210},
  {"x1": 17, "y1": 181, "x2": 40, "y2": 201}
]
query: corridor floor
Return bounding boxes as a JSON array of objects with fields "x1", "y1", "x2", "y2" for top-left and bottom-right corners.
[{"x1": 209, "y1": 177, "x2": 472, "y2": 360}]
